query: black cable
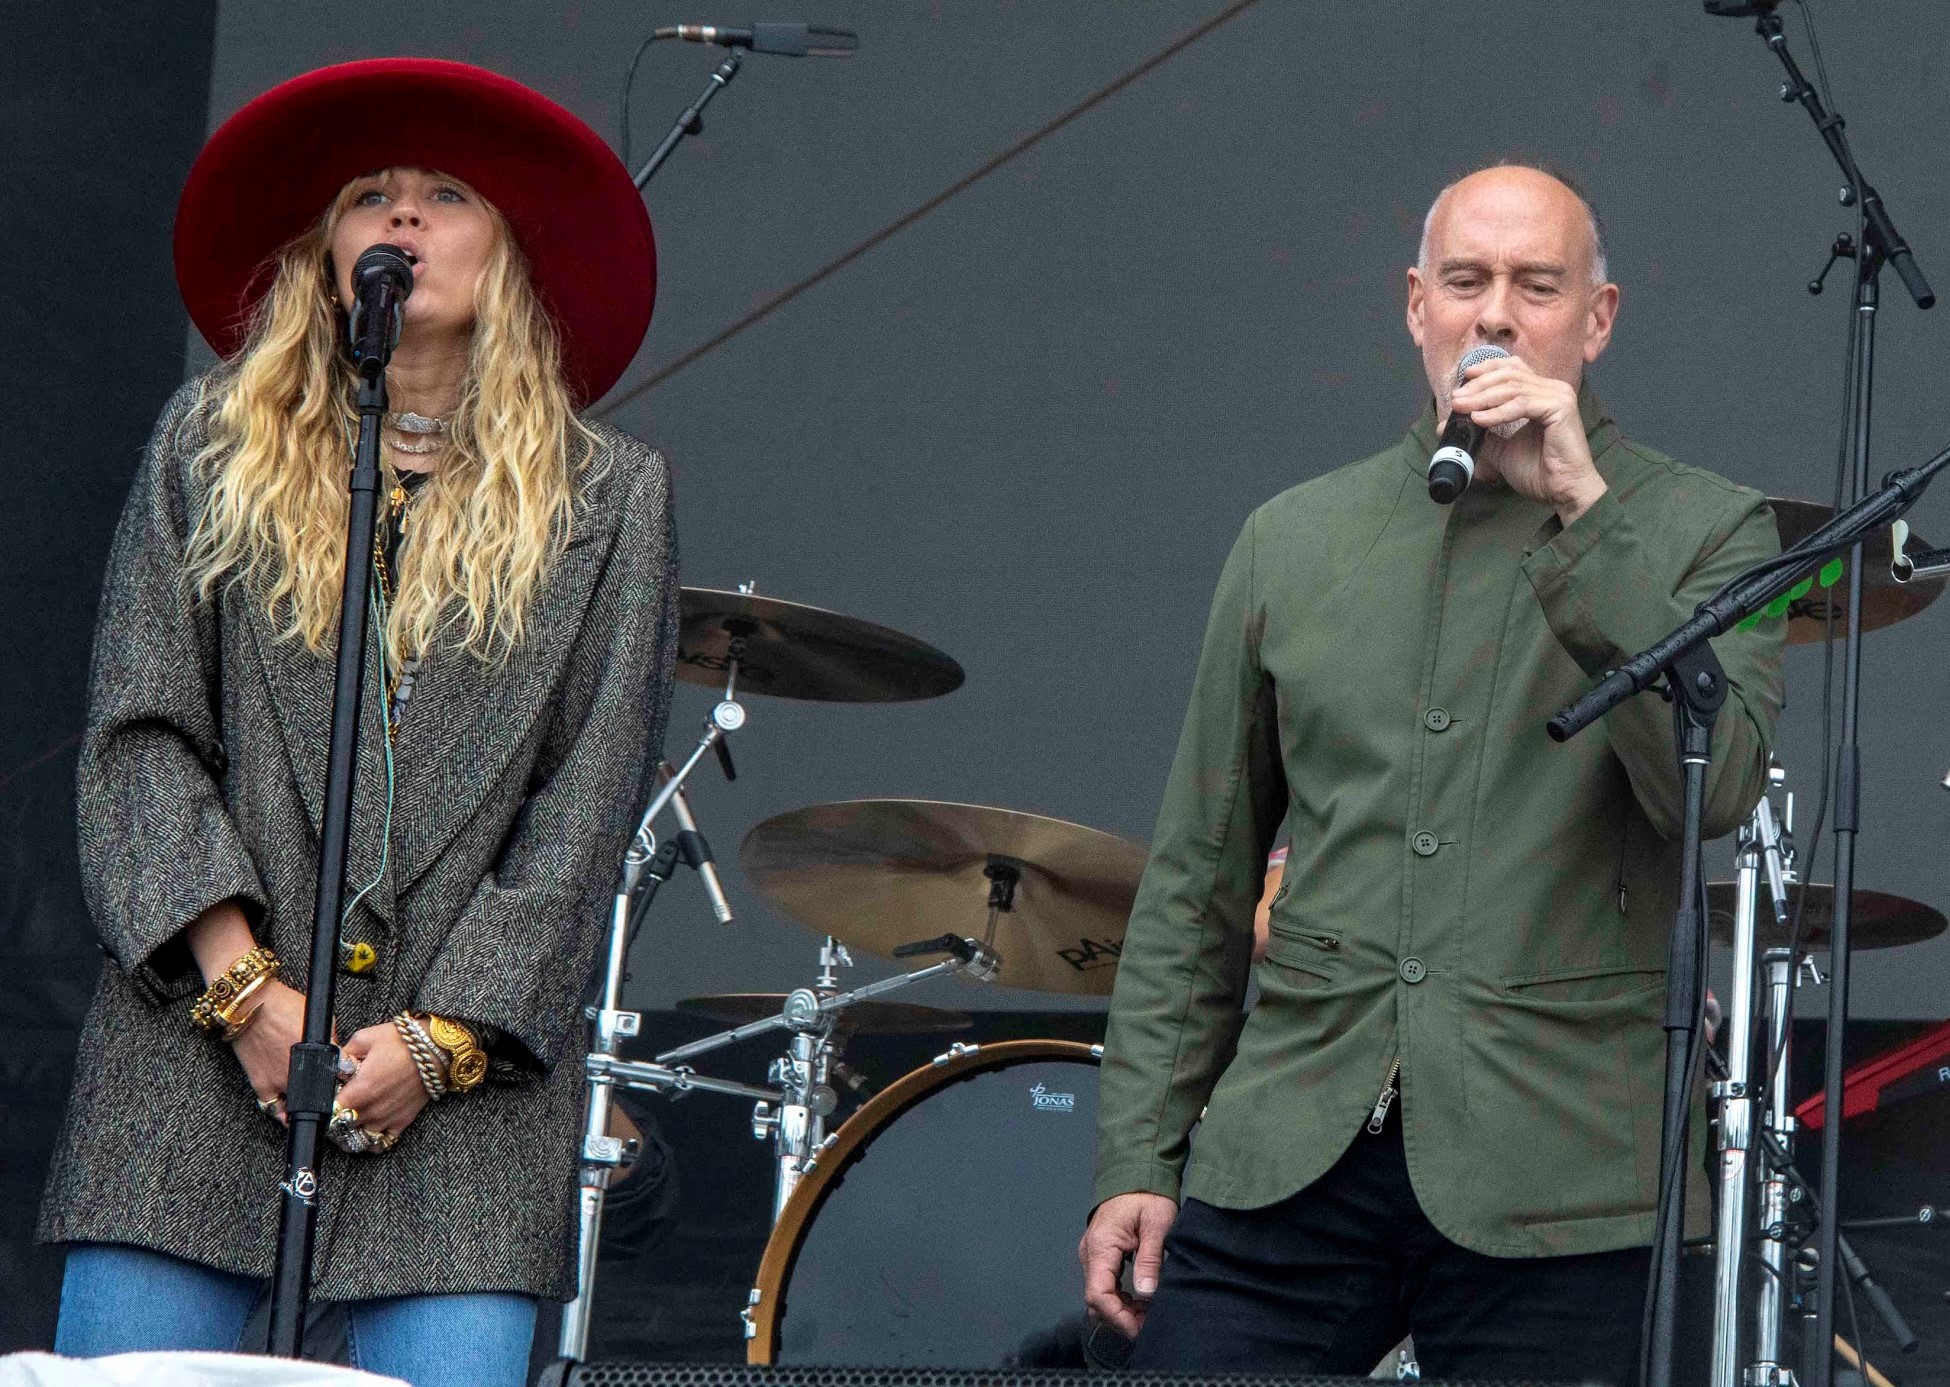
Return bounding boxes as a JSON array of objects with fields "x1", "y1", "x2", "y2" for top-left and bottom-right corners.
[{"x1": 619, "y1": 32, "x2": 661, "y2": 170}]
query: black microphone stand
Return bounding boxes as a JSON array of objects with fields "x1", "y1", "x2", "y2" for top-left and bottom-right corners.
[
  {"x1": 632, "y1": 49, "x2": 743, "y2": 189},
  {"x1": 1715, "y1": 11, "x2": 1935, "y2": 1384},
  {"x1": 264, "y1": 291, "x2": 400, "y2": 1358},
  {"x1": 1550, "y1": 434, "x2": 1950, "y2": 1387}
]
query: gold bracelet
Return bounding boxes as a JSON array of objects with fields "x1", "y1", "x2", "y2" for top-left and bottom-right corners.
[
  {"x1": 190, "y1": 945, "x2": 280, "y2": 1034},
  {"x1": 423, "y1": 1014, "x2": 488, "y2": 1092},
  {"x1": 215, "y1": 973, "x2": 271, "y2": 1041}
]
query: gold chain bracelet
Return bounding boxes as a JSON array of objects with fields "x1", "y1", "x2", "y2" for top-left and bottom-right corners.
[{"x1": 190, "y1": 945, "x2": 281, "y2": 1034}]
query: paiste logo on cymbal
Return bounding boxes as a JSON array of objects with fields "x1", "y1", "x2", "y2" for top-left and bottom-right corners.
[{"x1": 1058, "y1": 936, "x2": 1123, "y2": 973}]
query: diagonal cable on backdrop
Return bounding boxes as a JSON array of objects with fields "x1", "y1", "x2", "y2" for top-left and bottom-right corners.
[{"x1": 596, "y1": 0, "x2": 1262, "y2": 415}]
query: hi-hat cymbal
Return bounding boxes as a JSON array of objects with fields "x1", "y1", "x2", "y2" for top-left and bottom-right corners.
[
  {"x1": 677, "y1": 587, "x2": 964, "y2": 702},
  {"x1": 1768, "y1": 499, "x2": 1942, "y2": 644},
  {"x1": 1707, "y1": 882, "x2": 1945, "y2": 952},
  {"x1": 739, "y1": 799, "x2": 1148, "y2": 995},
  {"x1": 675, "y1": 993, "x2": 973, "y2": 1036}
]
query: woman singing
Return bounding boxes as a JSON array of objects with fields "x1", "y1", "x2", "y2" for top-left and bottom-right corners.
[{"x1": 38, "y1": 59, "x2": 674, "y2": 1387}]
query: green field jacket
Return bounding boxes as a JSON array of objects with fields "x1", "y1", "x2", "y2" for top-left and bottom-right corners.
[{"x1": 1095, "y1": 386, "x2": 1786, "y2": 1257}]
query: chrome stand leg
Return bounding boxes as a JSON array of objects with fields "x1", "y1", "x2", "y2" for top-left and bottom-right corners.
[
  {"x1": 1751, "y1": 947, "x2": 1799, "y2": 1386},
  {"x1": 560, "y1": 889, "x2": 639, "y2": 1359},
  {"x1": 1711, "y1": 828, "x2": 1765, "y2": 1387}
]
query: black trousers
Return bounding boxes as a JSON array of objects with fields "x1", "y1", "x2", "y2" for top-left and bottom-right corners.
[{"x1": 1127, "y1": 1115, "x2": 1650, "y2": 1383}]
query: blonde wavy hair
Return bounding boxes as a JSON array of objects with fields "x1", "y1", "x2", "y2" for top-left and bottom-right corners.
[{"x1": 184, "y1": 174, "x2": 601, "y2": 670}]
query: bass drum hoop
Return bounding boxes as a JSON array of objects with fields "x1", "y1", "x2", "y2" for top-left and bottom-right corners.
[{"x1": 746, "y1": 1037, "x2": 1101, "y2": 1364}]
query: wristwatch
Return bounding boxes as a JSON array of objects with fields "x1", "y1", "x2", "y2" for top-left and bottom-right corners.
[{"x1": 425, "y1": 1014, "x2": 489, "y2": 1092}]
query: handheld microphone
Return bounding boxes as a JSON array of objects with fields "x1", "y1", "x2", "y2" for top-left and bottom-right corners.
[
  {"x1": 1427, "y1": 344, "x2": 1512, "y2": 504},
  {"x1": 347, "y1": 244, "x2": 415, "y2": 376},
  {"x1": 660, "y1": 22, "x2": 859, "y2": 56}
]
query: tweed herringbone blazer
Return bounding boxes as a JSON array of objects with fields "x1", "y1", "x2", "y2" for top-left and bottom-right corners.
[{"x1": 37, "y1": 375, "x2": 680, "y2": 1301}]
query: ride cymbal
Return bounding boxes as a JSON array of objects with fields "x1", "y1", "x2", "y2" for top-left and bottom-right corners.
[
  {"x1": 678, "y1": 587, "x2": 964, "y2": 702},
  {"x1": 740, "y1": 799, "x2": 1147, "y2": 995},
  {"x1": 1707, "y1": 882, "x2": 1945, "y2": 953}
]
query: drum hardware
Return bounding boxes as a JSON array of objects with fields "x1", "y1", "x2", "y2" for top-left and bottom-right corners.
[
  {"x1": 560, "y1": 743, "x2": 741, "y2": 1360},
  {"x1": 654, "y1": 932, "x2": 1002, "y2": 1223},
  {"x1": 558, "y1": 582, "x2": 971, "y2": 1362},
  {"x1": 1705, "y1": 761, "x2": 1937, "y2": 1386},
  {"x1": 1889, "y1": 517, "x2": 1950, "y2": 584},
  {"x1": 1709, "y1": 764, "x2": 1798, "y2": 1387},
  {"x1": 1763, "y1": 499, "x2": 1942, "y2": 644}
]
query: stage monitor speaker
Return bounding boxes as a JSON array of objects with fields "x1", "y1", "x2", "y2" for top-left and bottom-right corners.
[{"x1": 537, "y1": 1363, "x2": 1573, "y2": 1387}]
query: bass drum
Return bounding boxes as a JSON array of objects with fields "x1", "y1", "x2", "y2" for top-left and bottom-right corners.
[{"x1": 747, "y1": 1039, "x2": 1106, "y2": 1367}]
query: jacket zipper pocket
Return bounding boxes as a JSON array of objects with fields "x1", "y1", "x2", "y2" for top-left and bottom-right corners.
[{"x1": 1367, "y1": 1057, "x2": 1402, "y2": 1134}]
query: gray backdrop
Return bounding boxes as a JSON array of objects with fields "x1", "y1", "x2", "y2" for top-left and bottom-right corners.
[{"x1": 197, "y1": 1, "x2": 1949, "y2": 1019}]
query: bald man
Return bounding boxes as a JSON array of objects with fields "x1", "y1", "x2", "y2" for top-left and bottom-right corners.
[{"x1": 1080, "y1": 163, "x2": 1785, "y2": 1382}]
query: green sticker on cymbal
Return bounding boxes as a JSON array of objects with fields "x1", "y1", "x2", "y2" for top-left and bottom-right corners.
[{"x1": 1818, "y1": 556, "x2": 1845, "y2": 589}]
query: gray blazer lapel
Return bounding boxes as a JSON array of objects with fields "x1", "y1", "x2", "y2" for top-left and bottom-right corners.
[
  {"x1": 389, "y1": 525, "x2": 613, "y2": 893},
  {"x1": 239, "y1": 595, "x2": 398, "y2": 926}
]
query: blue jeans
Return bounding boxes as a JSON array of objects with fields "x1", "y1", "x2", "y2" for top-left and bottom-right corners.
[{"x1": 55, "y1": 1243, "x2": 537, "y2": 1387}]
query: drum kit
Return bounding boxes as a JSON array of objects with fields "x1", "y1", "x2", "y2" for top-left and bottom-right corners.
[
  {"x1": 554, "y1": 581, "x2": 1149, "y2": 1364},
  {"x1": 552, "y1": 498, "x2": 1946, "y2": 1377}
]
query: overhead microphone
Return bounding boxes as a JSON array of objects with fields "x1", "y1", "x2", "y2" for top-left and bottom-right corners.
[
  {"x1": 1426, "y1": 344, "x2": 1514, "y2": 505},
  {"x1": 346, "y1": 243, "x2": 415, "y2": 376},
  {"x1": 658, "y1": 22, "x2": 859, "y2": 56}
]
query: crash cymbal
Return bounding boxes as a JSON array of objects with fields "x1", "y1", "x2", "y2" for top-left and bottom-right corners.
[
  {"x1": 1707, "y1": 882, "x2": 1946, "y2": 952},
  {"x1": 677, "y1": 587, "x2": 964, "y2": 702},
  {"x1": 740, "y1": 799, "x2": 1147, "y2": 995},
  {"x1": 675, "y1": 993, "x2": 973, "y2": 1036},
  {"x1": 1768, "y1": 499, "x2": 1943, "y2": 644}
]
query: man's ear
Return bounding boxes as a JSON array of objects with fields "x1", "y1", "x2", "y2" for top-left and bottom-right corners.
[
  {"x1": 1582, "y1": 282, "x2": 1619, "y2": 364},
  {"x1": 1405, "y1": 266, "x2": 1426, "y2": 347}
]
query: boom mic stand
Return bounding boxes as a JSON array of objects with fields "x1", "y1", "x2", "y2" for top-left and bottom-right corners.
[
  {"x1": 1550, "y1": 436, "x2": 1950, "y2": 1387},
  {"x1": 1702, "y1": 7, "x2": 1935, "y2": 1382},
  {"x1": 265, "y1": 247, "x2": 411, "y2": 1357}
]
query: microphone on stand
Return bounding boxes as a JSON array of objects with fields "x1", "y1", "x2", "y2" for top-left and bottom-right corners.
[
  {"x1": 1427, "y1": 344, "x2": 1512, "y2": 504},
  {"x1": 347, "y1": 244, "x2": 415, "y2": 376},
  {"x1": 658, "y1": 22, "x2": 859, "y2": 56}
]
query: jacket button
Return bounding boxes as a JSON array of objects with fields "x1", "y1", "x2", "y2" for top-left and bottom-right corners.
[
  {"x1": 1412, "y1": 830, "x2": 1439, "y2": 857},
  {"x1": 1424, "y1": 707, "x2": 1451, "y2": 732},
  {"x1": 1400, "y1": 956, "x2": 1427, "y2": 984}
]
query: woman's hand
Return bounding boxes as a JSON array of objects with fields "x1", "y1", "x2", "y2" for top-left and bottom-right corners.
[
  {"x1": 334, "y1": 1022, "x2": 435, "y2": 1141},
  {"x1": 229, "y1": 976, "x2": 308, "y2": 1120}
]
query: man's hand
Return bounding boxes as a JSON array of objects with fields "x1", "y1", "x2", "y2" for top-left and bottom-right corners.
[
  {"x1": 1447, "y1": 354, "x2": 1606, "y2": 525},
  {"x1": 335, "y1": 1022, "x2": 434, "y2": 1141},
  {"x1": 1078, "y1": 1191, "x2": 1177, "y2": 1336}
]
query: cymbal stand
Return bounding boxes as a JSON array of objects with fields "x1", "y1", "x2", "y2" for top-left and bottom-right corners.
[
  {"x1": 1709, "y1": 764, "x2": 1796, "y2": 1387},
  {"x1": 558, "y1": 648, "x2": 748, "y2": 1360}
]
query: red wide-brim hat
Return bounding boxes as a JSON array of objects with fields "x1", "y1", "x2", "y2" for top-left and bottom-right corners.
[{"x1": 175, "y1": 58, "x2": 655, "y2": 407}]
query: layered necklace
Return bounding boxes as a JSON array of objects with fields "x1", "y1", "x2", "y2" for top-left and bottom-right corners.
[{"x1": 385, "y1": 409, "x2": 450, "y2": 455}]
